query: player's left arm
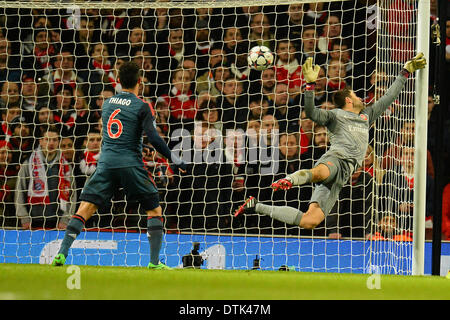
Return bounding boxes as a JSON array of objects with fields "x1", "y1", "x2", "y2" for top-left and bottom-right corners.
[
  {"x1": 366, "y1": 53, "x2": 426, "y2": 124},
  {"x1": 302, "y1": 57, "x2": 336, "y2": 126},
  {"x1": 139, "y1": 104, "x2": 187, "y2": 173}
]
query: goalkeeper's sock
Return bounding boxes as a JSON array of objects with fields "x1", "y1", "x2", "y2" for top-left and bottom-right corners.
[
  {"x1": 58, "y1": 214, "x2": 85, "y2": 257},
  {"x1": 147, "y1": 216, "x2": 164, "y2": 265},
  {"x1": 287, "y1": 169, "x2": 312, "y2": 186},
  {"x1": 255, "y1": 203, "x2": 303, "y2": 226}
]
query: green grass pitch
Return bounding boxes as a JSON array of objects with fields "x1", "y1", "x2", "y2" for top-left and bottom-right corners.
[{"x1": 0, "y1": 263, "x2": 449, "y2": 300}]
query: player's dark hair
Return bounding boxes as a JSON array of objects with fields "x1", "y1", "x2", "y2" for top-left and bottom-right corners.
[
  {"x1": 118, "y1": 61, "x2": 141, "y2": 89},
  {"x1": 332, "y1": 88, "x2": 352, "y2": 109}
]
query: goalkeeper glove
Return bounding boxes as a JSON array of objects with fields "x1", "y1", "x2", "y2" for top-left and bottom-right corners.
[
  {"x1": 403, "y1": 52, "x2": 426, "y2": 74},
  {"x1": 302, "y1": 57, "x2": 320, "y2": 84},
  {"x1": 271, "y1": 177, "x2": 293, "y2": 191}
]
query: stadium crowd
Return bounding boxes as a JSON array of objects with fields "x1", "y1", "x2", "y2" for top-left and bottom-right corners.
[{"x1": 0, "y1": 2, "x2": 449, "y2": 240}]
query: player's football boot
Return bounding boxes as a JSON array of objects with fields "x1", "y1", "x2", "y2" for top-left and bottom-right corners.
[
  {"x1": 52, "y1": 253, "x2": 66, "y2": 266},
  {"x1": 234, "y1": 196, "x2": 257, "y2": 217},
  {"x1": 147, "y1": 262, "x2": 172, "y2": 270},
  {"x1": 271, "y1": 177, "x2": 293, "y2": 191}
]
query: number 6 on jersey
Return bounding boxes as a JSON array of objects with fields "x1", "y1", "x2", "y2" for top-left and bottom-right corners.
[{"x1": 107, "y1": 109, "x2": 123, "y2": 139}]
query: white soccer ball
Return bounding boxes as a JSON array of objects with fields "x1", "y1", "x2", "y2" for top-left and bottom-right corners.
[{"x1": 247, "y1": 45, "x2": 274, "y2": 71}]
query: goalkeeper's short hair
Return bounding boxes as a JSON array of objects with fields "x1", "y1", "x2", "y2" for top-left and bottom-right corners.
[{"x1": 332, "y1": 88, "x2": 353, "y2": 109}]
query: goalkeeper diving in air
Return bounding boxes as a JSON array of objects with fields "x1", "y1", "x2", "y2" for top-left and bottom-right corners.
[
  {"x1": 234, "y1": 53, "x2": 426, "y2": 231},
  {"x1": 52, "y1": 61, "x2": 186, "y2": 269}
]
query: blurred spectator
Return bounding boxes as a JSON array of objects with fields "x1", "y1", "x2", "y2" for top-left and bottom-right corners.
[
  {"x1": 60, "y1": 136, "x2": 76, "y2": 163},
  {"x1": 0, "y1": 38, "x2": 21, "y2": 82},
  {"x1": 33, "y1": 106, "x2": 58, "y2": 139},
  {"x1": 248, "y1": 12, "x2": 275, "y2": 52},
  {"x1": 181, "y1": 58, "x2": 197, "y2": 90},
  {"x1": 274, "y1": 40, "x2": 304, "y2": 94},
  {"x1": 299, "y1": 26, "x2": 327, "y2": 66},
  {"x1": 366, "y1": 214, "x2": 413, "y2": 242},
  {"x1": 154, "y1": 28, "x2": 185, "y2": 95},
  {"x1": 327, "y1": 166, "x2": 373, "y2": 239},
  {"x1": 168, "y1": 28, "x2": 194, "y2": 66},
  {"x1": 310, "y1": 66, "x2": 328, "y2": 106},
  {"x1": 222, "y1": 128, "x2": 248, "y2": 230},
  {"x1": 132, "y1": 46, "x2": 155, "y2": 77},
  {"x1": 132, "y1": 47, "x2": 157, "y2": 98},
  {"x1": 363, "y1": 144, "x2": 385, "y2": 184},
  {"x1": 178, "y1": 123, "x2": 232, "y2": 232},
  {"x1": 271, "y1": 82, "x2": 300, "y2": 132},
  {"x1": 222, "y1": 27, "x2": 248, "y2": 67},
  {"x1": 260, "y1": 114, "x2": 279, "y2": 148},
  {"x1": 275, "y1": 3, "x2": 314, "y2": 42},
  {"x1": 326, "y1": 58, "x2": 348, "y2": 92},
  {"x1": 24, "y1": 28, "x2": 57, "y2": 78},
  {"x1": 304, "y1": 2, "x2": 329, "y2": 27},
  {"x1": 317, "y1": 14, "x2": 342, "y2": 55},
  {"x1": 195, "y1": 100, "x2": 222, "y2": 132},
  {"x1": 299, "y1": 110, "x2": 314, "y2": 149},
  {"x1": 248, "y1": 95, "x2": 271, "y2": 121},
  {"x1": 72, "y1": 88, "x2": 91, "y2": 149},
  {"x1": 79, "y1": 130, "x2": 101, "y2": 177},
  {"x1": 300, "y1": 124, "x2": 329, "y2": 169},
  {"x1": 259, "y1": 67, "x2": 276, "y2": 104},
  {"x1": 90, "y1": 85, "x2": 115, "y2": 123},
  {"x1": 216, "y1": 77, "x2": 248, "y2": 129},
  {"x1": 9, "y1": 116, "x2": 34, "y2": 164},
  {"x1": 379, "y1": 146, "x2": 434, "y2": 234},
  {"x1": 0, "y1": 81, "x2": 21, "y2": 110},
  {"x1": 117, "y1": 25, "x2": 147, "y2": 56},
  {"x1": 0, "y1": 140, "x2": 18, "y2": 227},
  {"x1": 154, "y1": 97, "x2": 170, "y2": 136},
  {"x1": 278, "y1": 132, "x2": 301, "y2": 171},
  {"x1": 328, "y1": 40, "x2": 354, "y2": 76},
  {"x1": 382, "y1": 120, "x2": 415, "y2": 170},
  {"x1": 20, "y1": 15, "x2": 53, "y2": 60},
  {"x1": 364, "y1": 69, "x2": 388, "y2": 104},
  {"x1": 194, "y1": 19, "x2": 216, "y2": 74},
  {"x1": 51, "y1": 85, "x2": 76, "y2": 137},
  {"x1": 21, "y1": 73, "x2": 47, "y2": 121},
  {"x1": 0, "y1": 105, "x2": 21, "y2": 143},
  {"x1": 74, "y1": 17, "x2": 100, "y2": 74},
  {"x1": 43, "y1": 49, "x2": 83, "y2": 95},
  {"x1": 87, "y1": 42, "x2": 114, "y2": 96},
  {"x1": 443, "y1": 182, "x2": 450, "y2": 240},
  {"x1": 161, "y1": 68, "x2": 198, "y2": 129},
  {"x1": 15, "y1": 128, "x2": 76, "y2": 230},
  {"x1": 196, "y1": 49, "x2": 228, "y2": 98},
  {"x1": 98, "y1": 9, "x2": 129, "y2": 54}
]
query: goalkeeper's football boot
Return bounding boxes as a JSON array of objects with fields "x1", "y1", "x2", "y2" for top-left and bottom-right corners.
[
  {"x1": 52, "y1": 253, "x2": 66, "y2": 266},
  {"x1": 147, "y1": 262, "x2": 172, "y2": 270},
  {"x1": 234, "y1": 196, "x2": 257, "y2": 217}
]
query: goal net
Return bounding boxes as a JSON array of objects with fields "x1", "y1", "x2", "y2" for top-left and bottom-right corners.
[{"x1": 0, "y1": 0, "x2": 425, "y2": 274}]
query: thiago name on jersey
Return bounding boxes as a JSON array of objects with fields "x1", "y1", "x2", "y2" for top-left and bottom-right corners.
[{"x1": 109, "y1": 97, "x2": 132, "y2": 106}]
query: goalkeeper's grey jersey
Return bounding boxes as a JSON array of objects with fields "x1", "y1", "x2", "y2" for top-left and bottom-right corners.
[{"x1": 304, "y1": 73, "x2": 408, "y2": 168}]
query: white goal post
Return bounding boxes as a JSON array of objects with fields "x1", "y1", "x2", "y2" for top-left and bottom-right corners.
[{"x1": 0, "y1": 0, "x2": 429, "y2": 275}]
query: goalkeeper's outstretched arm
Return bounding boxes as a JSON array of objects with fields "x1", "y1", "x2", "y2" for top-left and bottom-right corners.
[
  {"x1": 366, "y1": 52, "x2": 426, "y2": 124},
  {"x1": 302, "y1": 57, "x2": 336, "y2": 126}
]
